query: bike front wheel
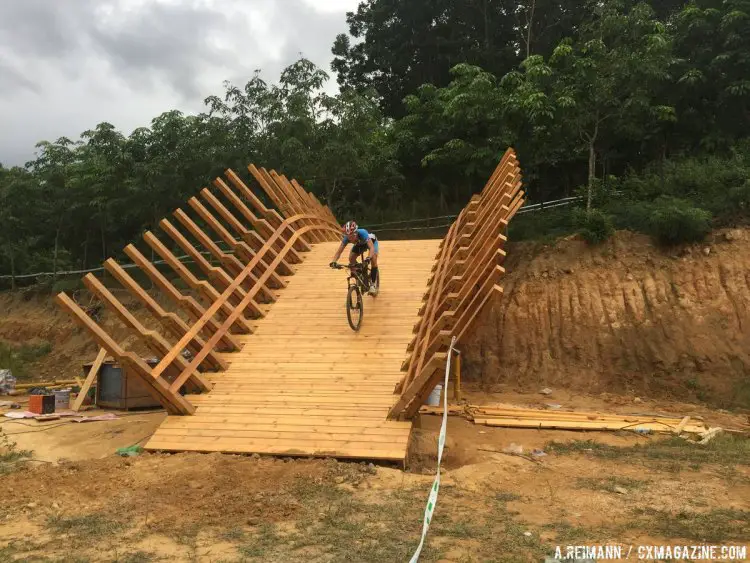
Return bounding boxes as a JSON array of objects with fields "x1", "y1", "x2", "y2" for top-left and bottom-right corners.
[{"x1": 346, "y1": 284, "x2": 363, "y2": 331}]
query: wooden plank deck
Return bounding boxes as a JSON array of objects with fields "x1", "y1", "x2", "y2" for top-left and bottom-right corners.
[{"x1": 145, "y1": 239, "x2": 441, "y2": 462}]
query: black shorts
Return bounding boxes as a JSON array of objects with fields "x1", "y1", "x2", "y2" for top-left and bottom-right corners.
[{"x1": 350, "y1": 237, "x2": 379, "y2": 257}]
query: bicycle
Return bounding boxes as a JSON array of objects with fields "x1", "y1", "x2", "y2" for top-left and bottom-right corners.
[{"x1": 330, "y1": 256, "x2": 379, "y2": 331}]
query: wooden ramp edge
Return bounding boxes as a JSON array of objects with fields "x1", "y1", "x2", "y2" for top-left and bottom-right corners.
[{"x1": 144, "y1": 241, "x2": 439, "y2": 462}]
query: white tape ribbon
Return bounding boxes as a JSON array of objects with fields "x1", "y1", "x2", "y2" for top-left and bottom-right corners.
[{"x1": 409, "y1": 336, "x2": 456, "y2": 563}]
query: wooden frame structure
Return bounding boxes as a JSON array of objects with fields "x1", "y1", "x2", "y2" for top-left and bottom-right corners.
[
  {"x1": 388, "y1": 148, "x2": 525, "y2": 419},
  {"x1": 57, "y1": 165, "x2": 339, "y2": 415}
]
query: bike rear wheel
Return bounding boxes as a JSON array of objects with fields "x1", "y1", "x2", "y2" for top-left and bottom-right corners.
[{"x1": 346, "y1": 284, "x2": 363, "y2": 331}]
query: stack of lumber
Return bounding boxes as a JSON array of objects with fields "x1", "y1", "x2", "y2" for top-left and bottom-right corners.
[{"x1": 468, "y1": 405, "x2": 708, "y2": 435}]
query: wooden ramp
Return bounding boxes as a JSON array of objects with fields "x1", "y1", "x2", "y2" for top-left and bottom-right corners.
[
  {"x1": 56, "y1": 148, "x2": 525, "y2": 465},
  {"x1": 144, "y1": 240, "x2": 440, "y2": 461}
]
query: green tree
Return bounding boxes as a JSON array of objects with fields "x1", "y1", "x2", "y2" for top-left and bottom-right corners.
[
  {"x1": 671, "y1": 0, "x2": 750, "y2": 151},
  {"x1": 506, "y1": 1, "x2": 675, "y2": 210}
]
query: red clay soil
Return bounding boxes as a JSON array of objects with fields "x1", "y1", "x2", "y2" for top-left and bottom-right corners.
[{"x1": 463, "y1": 228, "x2": 750, "y2": 410}]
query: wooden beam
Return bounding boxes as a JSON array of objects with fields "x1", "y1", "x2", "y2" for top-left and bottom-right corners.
[
  {"x1": 72, "y1": 348, "x2": 106, "y2": 412},
  {"x1": 55, "y1": 292, "x2": 195, "y2": 415},
  {"x1": 103, "y1": 259, "x2": 227, "y2": 371},
  {"x1": 123, "y1": 244, "x2": 239, "y2": 352}
]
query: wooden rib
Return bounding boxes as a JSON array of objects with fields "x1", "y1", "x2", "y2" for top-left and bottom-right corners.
[
  {"x1": 55, "y1": 292, "x2": 194, "y2": 415},
  {"x1": 269, "y1": 171, "x2": 326, "y2": 243},
  {"x1": 213, "y1": 177, "x2": 298, "y2": 271},
  {"x1": 82, "y1": 273, "x2": 211, "y2": 393},
  {"x1": 143, "y1": 231, "x2": 253, "y2": 334},
  {"x1": 123, "y1": 244, "x2": 239, "y2": 352},
  {"x1": 254, "y1": 166, "x2": 294, "y2": 217},
  {"x1": 190, "y1": 194, "x2": 284, "y2": 293},
  {"x1": 230, "y1": 167, "x2": 311, "y2": 254},
  {"x1": 104, "y1": 259, "x2": 226, "y2": 371},
  {"x1": 159, "y1": 217, "x2": 260, "y2": 315}
]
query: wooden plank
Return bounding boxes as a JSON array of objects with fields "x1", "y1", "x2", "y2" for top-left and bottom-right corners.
[
  {"x1": 473, "y1": 418, "x2": 706, "y2": 433},
  {"x1": 72, "y1": 348, "x2": 106, "y2": 412}
]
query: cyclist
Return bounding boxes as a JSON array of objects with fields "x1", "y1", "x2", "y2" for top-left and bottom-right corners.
[{"x1": 329, "y1": 220, "x2": 379, "y2": 295}]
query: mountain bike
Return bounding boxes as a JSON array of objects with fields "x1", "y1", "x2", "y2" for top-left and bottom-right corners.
[{"x1": 331, "y1": 257, "x2": 379, "y2": 331}]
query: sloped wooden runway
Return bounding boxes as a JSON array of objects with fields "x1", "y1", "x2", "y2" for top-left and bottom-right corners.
[{"x1": 145, "y1": 239, "x2": 441, "y2": 462}]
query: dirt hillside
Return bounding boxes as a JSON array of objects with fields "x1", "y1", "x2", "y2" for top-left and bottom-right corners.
[
  {"x1": 464, "y1": 228, "x2": 750, "y2": 410},
  {"x1": 0, "y1": 289, "x2": 166, "y2": 382}
]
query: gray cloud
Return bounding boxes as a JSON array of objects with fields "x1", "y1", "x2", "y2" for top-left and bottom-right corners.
[
  {"x1": 0, "y1": 60, "x2": 41, "y2": 95},
  {"x1": 0, "y1": 0, "x2": 360, "y2": 166},
  {"x1": 0, "y1": 0, "x2": 95, "y2": 59}
]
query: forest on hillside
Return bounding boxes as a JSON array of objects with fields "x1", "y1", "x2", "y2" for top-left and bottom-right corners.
[{"x1": 1, "y1": 0, "x2": 749, "y2": 286}]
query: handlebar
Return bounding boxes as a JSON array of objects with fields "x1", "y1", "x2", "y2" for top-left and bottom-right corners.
[{"x1": 330, "y1": 258, "x2": 370, "y2": 270}]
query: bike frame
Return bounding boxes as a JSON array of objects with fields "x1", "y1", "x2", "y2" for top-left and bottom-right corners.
[{"x1": 346, "y1": 257, "x2": 371, "y2": 294}]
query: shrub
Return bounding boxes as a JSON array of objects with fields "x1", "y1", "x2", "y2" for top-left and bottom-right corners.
[
  {"x1": 507, "y1": 206, "x2": 577, "y2": 242},
  {"x1": 647, "y1": 197, "x2": 712, "y2": 246},
  {"x1": 572, "y1": 208, "x2": 614, "y2": 244}
]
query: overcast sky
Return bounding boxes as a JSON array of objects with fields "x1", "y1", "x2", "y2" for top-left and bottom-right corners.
[{"x1": 0, "y1": 0, "x2": 360, "y2": 167}]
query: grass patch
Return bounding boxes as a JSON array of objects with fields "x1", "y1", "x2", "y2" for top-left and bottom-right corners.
[
  {"x1": 238, "y1": 523, "x2": 282, "y2": 558},
  {"x1": 114, "y1": 552, "x2": 158, "y2": 563},
  {"x1": 221, "y1": 526, "x2": 247, "y2": 542},
  {"x1": 543, "y1": 522, "x2": 592, "y2": 543},
  {"x1": 576, "y1": 476, "x2": 648, "y2": 493},
  {"x1": 0, "y1": 430, "x2": 33, "y2": 475},
  {"x1": 633, "y1": 508, "x2": 750, "y2": 542},
  {"x1": 495, "y1": 491, "x2": 521, "y2": 503},
  {"x1": 546, "y1": 434, "x2": 750, "y2": 467},
  {"x1": 232, "y1": 475, "x2": 555, "y2": 562},
  {"x1": 0, "y1": 340, "x2": 52, "y2": 380},
  {"x1": 46, "y1": 513, "x2": 126, "y2": 540}
]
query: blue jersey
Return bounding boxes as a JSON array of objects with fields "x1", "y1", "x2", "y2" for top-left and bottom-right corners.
[{"x1": 342, "y1": 228, "x2": 375, "y2": 247}]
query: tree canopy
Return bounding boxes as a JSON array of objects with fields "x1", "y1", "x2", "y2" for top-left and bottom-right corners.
[{"x1": 2, "y1": 0, "x2": 750, "y2": 285}]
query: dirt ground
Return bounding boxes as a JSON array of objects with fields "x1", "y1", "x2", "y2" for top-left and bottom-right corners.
[{"x1": 0, "y1": 389, "x2": 748, "y2": 563}]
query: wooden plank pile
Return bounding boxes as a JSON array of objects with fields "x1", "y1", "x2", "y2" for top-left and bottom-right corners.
[
  {"x1": 389, "y1": 147, "x2": 525, "y2": 419},
  {"x1": 56, "y1": 165, "x2": 339, "y2": 416},
  {"x1": 468, "y1": 405, "x2": 708, "y2": 435}
]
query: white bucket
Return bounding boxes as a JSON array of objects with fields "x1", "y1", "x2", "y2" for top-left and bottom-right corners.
[
  {"x1": 54, "y1": 388, "x2": 71, "y2": 410},
  {"x1": 425, "y1": 384, "x2": 442, "y2": 407}
]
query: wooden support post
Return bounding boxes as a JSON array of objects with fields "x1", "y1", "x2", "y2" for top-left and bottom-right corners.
[
  {"x1": 453, "y1": 350, "x2": 462, "y2": 402},
  {"x1": 72, "y1": 348, "x2": 106, "y2": 412}
]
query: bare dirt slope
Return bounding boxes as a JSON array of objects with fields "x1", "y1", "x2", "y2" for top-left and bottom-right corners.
[
  {"x1": 0, "y1": 289, "x2": 171, "y2": 382},
  {"x1": 464, "y1": 228, "x2": 750, "y2": 410}
]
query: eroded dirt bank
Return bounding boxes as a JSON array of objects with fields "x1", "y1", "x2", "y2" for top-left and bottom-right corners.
[{"x1": 464, "y1": 229, "x2": 750, "y2": 409}]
